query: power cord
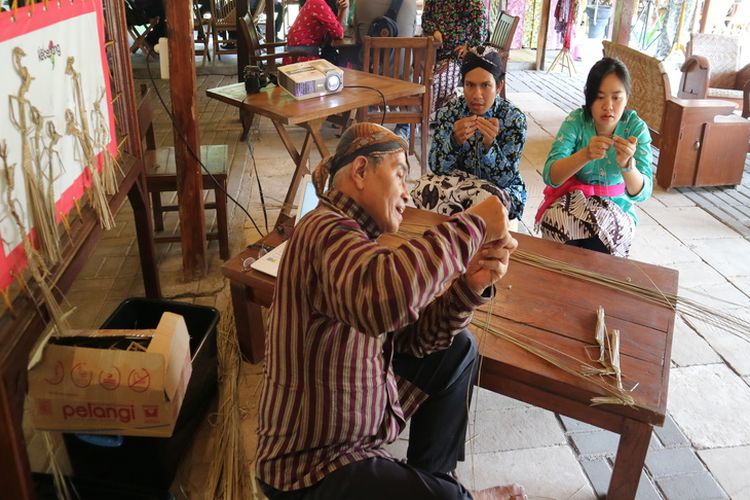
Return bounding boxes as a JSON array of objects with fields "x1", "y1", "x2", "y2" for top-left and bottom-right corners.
[
  {"x1": 144, "y1": 53, "x2": 266, "y2": 237},
  {"x1": 343, "y1": 85, "x2": 387, "y2": 125},
  {"x1": 245, "y1": 136, "x2": 270, "y2": 234}
]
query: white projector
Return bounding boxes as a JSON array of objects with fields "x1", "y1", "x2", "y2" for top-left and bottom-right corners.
[{"x1": 277, "y1": 59, "x2": 344, "y2": 100}]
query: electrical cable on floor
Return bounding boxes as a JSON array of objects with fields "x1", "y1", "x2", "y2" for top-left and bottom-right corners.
[
  {"x1": 163, "y1": 284, "x2": 227, "y2": 300},
  {"x1": 144, "y1": 54, "x2": 266, "y2": 237}
]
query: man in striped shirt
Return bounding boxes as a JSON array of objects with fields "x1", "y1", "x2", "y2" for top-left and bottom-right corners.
[{"x1": 256, "y1": 123, "x2": 525, "y2": 499}]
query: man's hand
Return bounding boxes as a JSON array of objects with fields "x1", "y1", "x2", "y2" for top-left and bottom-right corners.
[
  {"x1": 613, "y1": 135, "x2": 638, "y2": 168},
  {"x1": 475, "y1": 117, "x2": 499, "y2": 149},
  {"x1": 585, "y1": 135, "x2": 614, "y2": 161},
  {"x1": 465, "y1": 195, "x2": 509, "y2": 243},
  {"x1": 452, "y1": 115, "x2": 479, "y2": 145},
  {"x1": 465, "y1": 238, "x2": 518, "y2": 295},
  {"x1": 433, "y1": 31, "x2": 443, "y2": 43}
]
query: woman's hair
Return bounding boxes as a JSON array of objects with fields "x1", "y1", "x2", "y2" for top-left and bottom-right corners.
[
  {"x1": 328, "y1": 0, "x2": 339, "y2": 15},
  {"x1": 582, "y1": 57, "x2": 631, "y2": 121},
  {"x1": 299, "y1": 0, "x2": 338, "y2": 16}
]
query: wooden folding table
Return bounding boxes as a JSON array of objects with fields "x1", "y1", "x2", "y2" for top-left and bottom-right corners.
[{"x1": 206, "y1": 69, "x2": 424, "y2": 221}]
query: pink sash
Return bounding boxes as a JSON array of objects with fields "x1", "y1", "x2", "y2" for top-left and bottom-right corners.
[{"x1": 535, "y1": 178, "x2": 625, "y2": 224}]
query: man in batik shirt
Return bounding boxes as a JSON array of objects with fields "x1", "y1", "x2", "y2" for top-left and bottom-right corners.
[
  {"x1": 412, "y1": 47, "x2": 528, "y2": 222},
  {"x1": 255, "y1": 123, "x2": 525, "y2": 500}
]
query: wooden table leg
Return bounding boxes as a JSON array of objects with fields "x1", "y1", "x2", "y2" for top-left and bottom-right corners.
[
  {"x1": 607, "y1": 419, "x2": 653, "y2": 500},
  {"x1": 279, "y1": 132, "x2": 314, "y2": 218},
  {"x1": 230, "y1": 282, "x2": 266, "y2": 363},
  {"x1": 304, "y1": 120, "x2": 331, "y2": 158},
  {"x1": 240, "y1": 109, "x2": 254, "y2": 142},
  {"x1": 272, "y1": 120, "x2": 303, "y2": 167}
]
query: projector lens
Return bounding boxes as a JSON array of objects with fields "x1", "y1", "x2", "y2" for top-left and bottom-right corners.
[{"x1": 325, "y1": 72, "x2": 342, "y2": 92}]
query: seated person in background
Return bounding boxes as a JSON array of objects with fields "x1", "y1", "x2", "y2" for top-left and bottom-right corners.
[
  {"x1": 283, "y1": 0, "x2": 348, "y2": 65},
  {"x1": 422, "y1": 0, "x2": 489, "y2": 111},
  {"x1": 353, "y1": 0, "x2": 417, "y2": 60},
  {"x1": 411, "y1": 47, "x2": 528, "y2": 222},
  {"x1": 353, "y1": 0, "x2": 417, "y2": 42},
  {"x1": 255, "y1": 122, "x2": 525, "y2": 500},
  {"x1": 535, "y1": 57, "x2": 652, "y2": 258},
  {"x1": 223, "y1": 0, "x2": 285, "y2": 49},
  {"x1": 353, "y1": 0, "x2": 418, "y2": 136}
]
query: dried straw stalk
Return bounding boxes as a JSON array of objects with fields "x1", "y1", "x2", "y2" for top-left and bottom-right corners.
[
  {"x1": 205, "y1": 299, "x2": 249, "y2": 499},
  {"x1": 42, "y1": 431, "x2": 76, "y2": 500},
  {"x1": 396, "y1": 223, "x2": 636, "y2": 406},
  {"x1": 399, "y1": 220, "x2": 750, "y2": 341},
  {"x1": 64, "y1": 57, "x2": 115, "y2": 230},
  {"x1": 511, "y1": 249, "x2": 750, "y2": 342},
  {"x1": 1, "y1": 142, "x2": 70, "y2": 336},
  {"x1": 9, "y1": 47, "x2": 62, "y2": 264},
  {"x1": 471, "y1": 316, "x2": 635, "y2": 407},
  {"x1": 91, "y1": 89, "x2": 123, "y2": 195}
]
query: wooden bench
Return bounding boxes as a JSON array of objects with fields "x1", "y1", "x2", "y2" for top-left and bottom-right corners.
[{"x1": 603, "y1": 41, "x2": 750, "y2": 189}]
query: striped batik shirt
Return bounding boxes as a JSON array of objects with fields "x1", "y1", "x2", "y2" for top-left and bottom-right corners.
[{"x1": 255, "y1": 189, "x2": 489, "y2": 491}]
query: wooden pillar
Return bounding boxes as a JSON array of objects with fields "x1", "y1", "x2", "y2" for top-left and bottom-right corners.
[
  {"x1": 166, "y1": 0, "x2": 207, "y2": 279},
  {"x1": 612, "y1": 0, "x2": 637, "y2": 45},
  {"x1": 699, "y1": 0, "x2": 711, "y2": 32},
  {"x1": 535, "y1": 0, "x2": 552, "y2": 70},
  {"x1": 266, "y1": 0, "x2": 276, "y2": 42}
]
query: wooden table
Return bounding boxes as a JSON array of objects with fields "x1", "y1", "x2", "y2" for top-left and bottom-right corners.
[
  {"x1": 206, "y1": 69, "x2": 424, "y2": 220},
  {"x1": 221, "y1": 208, "x2": 678, "y2": 500}
]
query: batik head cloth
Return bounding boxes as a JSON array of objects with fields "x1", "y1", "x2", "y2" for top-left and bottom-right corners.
[
  {"x1": 312, "y1": 123, "x2": 409, "y2": 195},
  {"x1": 460, "y1": 46, "x2": 505, "y2": 83}
]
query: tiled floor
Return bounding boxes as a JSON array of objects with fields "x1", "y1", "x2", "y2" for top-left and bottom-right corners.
[{"x1": 28, "y1": 70, "x2": 750, "y2": 499}]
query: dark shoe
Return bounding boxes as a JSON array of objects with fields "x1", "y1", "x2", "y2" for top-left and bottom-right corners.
[{"x1": 221, "y1": 42, "x2": 237, "y2": 50}]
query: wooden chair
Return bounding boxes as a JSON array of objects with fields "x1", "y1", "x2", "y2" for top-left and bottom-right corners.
[
  {"x1": 137, "y1": 85, "x2": 230, "y2": 260},
  {"x1": 487, "y1": 10, "x2": 520, "y2": 99},
  {"x1": 360, "y1": 36, "x2": 436, "y2": 174},
  {"x1": 238, "y1": 12, "x2": 305, "y2": 69},
  {"x1": 124, "y1": 0, "x2": 159, "y2": 57},
  {"x1": 678, "y1": 33, "x2": 750, "y2": 118},
  {"x1": 603, "y1": 41, "x2": 750, "y2": 189},
  {"x1": 193, "y1": 0, "x2": 211, "y2": 65},
  {"x1": 209, "y1": 0, "x2": 238, "y2": 59}
]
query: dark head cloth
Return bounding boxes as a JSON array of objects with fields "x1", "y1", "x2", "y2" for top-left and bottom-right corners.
[
  {"x1": 460, "y1": 46, "x2": 505, "y2": 83},
  {"x1": 312, "y1": 123, "x2": 409, "y2": 195},
  {"x1": 329, "y1": 123, "x2": 408, "y2": 176}
]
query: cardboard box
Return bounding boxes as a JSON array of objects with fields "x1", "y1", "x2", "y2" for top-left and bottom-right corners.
[{"x1": 27, "y1": 312, "x2": 192, "y2": 438}]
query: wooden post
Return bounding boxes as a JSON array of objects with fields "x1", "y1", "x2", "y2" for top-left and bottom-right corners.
[
  {"x1": 166, "y1": 0, "x2": 207, "y2": 279},
  {"x1": 266, "y1": 0, "x2": 276, "y2": 42},
  {"x1": 612, "y1": 0, "x2": 636, "y2": 45},
  {"x1": 535, "y1": 0, "x2": 552, "y2": 70},
  {"x1": 699, "y1": 0, "x2": 711, "y2": 32}
]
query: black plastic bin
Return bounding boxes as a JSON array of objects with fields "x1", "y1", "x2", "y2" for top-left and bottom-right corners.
[
  {"x1": 33, "y1": 472, "x2": 174, "y2": 500},
  {"x1": 63, "y1": 298, "x2": 219, "y2": 491}
]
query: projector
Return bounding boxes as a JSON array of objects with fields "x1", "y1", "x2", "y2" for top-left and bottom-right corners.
[{"x1": 277, "y1": 59, "x2": 344, "y2": 100}]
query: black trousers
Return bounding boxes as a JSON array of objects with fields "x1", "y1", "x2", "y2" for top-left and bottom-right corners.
[
  {"x1": 565, "y1": 236, "x2": 610, "y2": 254},
  {"x1": 259, "y1": 330, "x2": 479, "y2": 500}
]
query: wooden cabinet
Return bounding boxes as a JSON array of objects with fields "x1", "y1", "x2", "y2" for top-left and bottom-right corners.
[{"x1": 657, "y1": 99, "x2": 750, "y2": 189}]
